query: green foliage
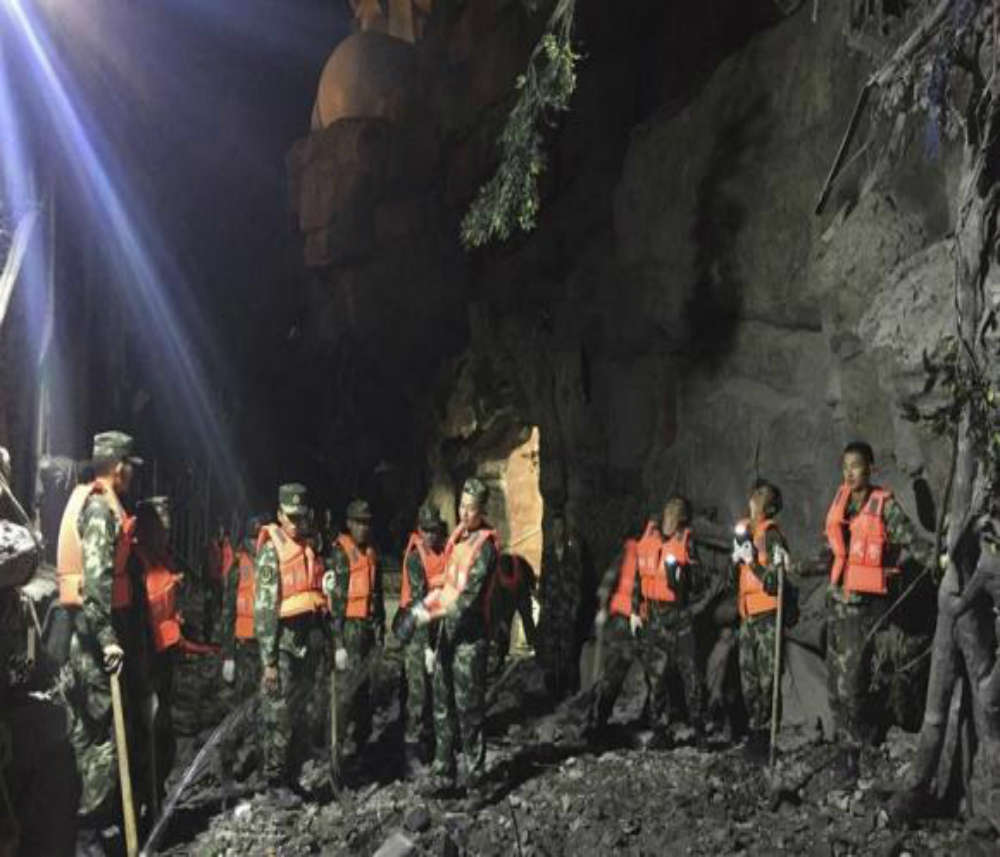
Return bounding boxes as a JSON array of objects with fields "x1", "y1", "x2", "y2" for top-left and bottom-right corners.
[
  {"x1": 460, "y1": 0, "x2": 580, "y2": 249},
  {"x1": 903, "y1": 335, "x2": 1000, "y2": 477}
]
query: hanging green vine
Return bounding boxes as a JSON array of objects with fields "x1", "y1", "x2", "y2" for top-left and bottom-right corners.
[{"x1": 460, "y1": 0, "x2": 580, "y2": 249}]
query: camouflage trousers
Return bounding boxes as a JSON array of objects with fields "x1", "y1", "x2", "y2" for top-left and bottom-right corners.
[
  {"x1": 260, "y1": 644, "x2": 320, "y2": 785},
  {"x1": 338, "y1": 621, "x2": 375, "y2": 750},
  {"x1": 404, "y1": 640, "x2": 434, "y2": 747},
  {"x1": 538, "y1": 610, "x2": 581, "y2": 700},
  {"x1": 220, "y1": 641, "x2": 261, "y2": 771},
  {"x1": 827, "y1": 596, "x2": 927, "y2": 747},
  {"x1": 639, "y1": 607, "x2": 704, "y2": 731},
  {"x1": 591, "y1": 616, "x2": 637, "y2": 730},
  {"x1": 432, "y1": 630, "x2": 487, "y2": 787},
  {"x1": 739, "y1": 612, "x2": 778, "y2": 731},
  {"x1": 66, "y1": 632, "x2": 117, "y2": 821}
]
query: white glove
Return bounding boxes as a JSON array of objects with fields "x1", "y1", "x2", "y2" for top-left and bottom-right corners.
[
  {"x1": 322, "y1": 570, "x2": 336, "y2": 597},
  {"x1": 629, "y1": 614, "x2": 643, "y2": 637},
  {"x1": 424, "y1": 647, "x2": 436, "y2": 675},
  {"x1": 102, "y1": 643, "x2": 124, "y2": 675},
  {"x1": 222, "y1": 659, "x2": 235, "y2": 684},
  {"x1": 594, "y1": 608, "x2": 608, "y2": 630},
  {"x1": 732, "y1": 540, "x2": 754, "y2": 566},
  {"x1": 335, "y1": 647, "x2": 348, "y2": 671},
  {"x1": 772, "y1": 545, "x2": 790, "y2": 571},
  {"x1": 412, "y1": 605, "x2": 431, "y2": 627},
  {"x1": 143, "y1": 692, "x2": 159, "y2": 728}
]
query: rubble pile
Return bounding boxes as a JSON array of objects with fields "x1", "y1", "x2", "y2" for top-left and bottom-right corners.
[{"x1": 163, "y1": 720, "x2": 992, "y2": 856}]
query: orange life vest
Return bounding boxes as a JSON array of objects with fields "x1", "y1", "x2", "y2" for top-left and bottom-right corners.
[
  {"x1": 609, "y1": 539, "x2": 639, "y2": 618},
  {"x1": 826, "y1": 485, "x2": 898, "y2": 596},
  {"x1": 400, "y1": 532, "x2": 446, "y2": 609},
  {"x1": 56, "y1": 482, "x2": 134, "y2": 609},
  {"x1": 234, "y1": 549, "x2": 256, "y2": 640},
  {"x1": 338, "y1": 534, "x2": 378, "y2": 620},
  {"x1": 423, "y1": 524, "x2": 499, "y2": 621},
  {"x1": 135, "y1": 545, "x2": 183, "y2": 653},
  {"x1": 737, "y1": 518, "x2": 779, "y2": 619},
  {"x1": 640, "y1": 528, "x2": 691, "y2": 604},
  {"x1": 258, "y1": 525, "x2": 326, "y2": 619}
]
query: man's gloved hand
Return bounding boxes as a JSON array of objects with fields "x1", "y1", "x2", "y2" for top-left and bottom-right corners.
[
  {"x1": 772, "y1": 545, "x2": 790, "y2": 571},
  {"x1": 102, "y1": 643, "x2": 124, "y2": 675},
  {"x1": 424, "y1": 647, "x2": 436, "y2": 676},
  {"x1": 335, "y1": 647, "x2": 349, "y2": 671},
  {"x1": 412, "y1": 605, "x2": 431, "y2": 627},
  {"x1": 222, "y1": 659, "x2": 236, "y2": 684},
  {"x1": 322, "y1": 570, "x2": 336, "y2": 598},
  {"x1": 629, "y1": 614, "x2": 643, "y2": 638},
  {"x1": 732, "y1": 540, "x2": 754, "y2": 566},
  {"x1": 262, "y1": 665, "x2": 279, "y2": 694},
  {"x1": 594, "y1": 608, "x2": 608, "y2": 631}
]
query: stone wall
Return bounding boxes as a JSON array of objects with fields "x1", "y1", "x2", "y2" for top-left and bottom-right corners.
[{"x1": 289, "y1": 1, "x2": 960, "y2": 565}]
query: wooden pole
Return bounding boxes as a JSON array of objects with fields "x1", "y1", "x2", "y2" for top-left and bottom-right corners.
[
  {"x1": 110, "y1": 670, "x2": 139, "y2": 857},
  {"x1": 769, "y1": 560, "x2": 785, "y2": 771}
]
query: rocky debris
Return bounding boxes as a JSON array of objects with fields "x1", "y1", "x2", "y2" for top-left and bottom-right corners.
[{"x1": 163, "y1": 718, "x2": 991, "y2": 856}]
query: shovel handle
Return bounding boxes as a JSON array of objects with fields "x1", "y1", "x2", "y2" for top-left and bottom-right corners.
[{"x1": 110, "y1": 671, "x2": 139, "y2": 857}]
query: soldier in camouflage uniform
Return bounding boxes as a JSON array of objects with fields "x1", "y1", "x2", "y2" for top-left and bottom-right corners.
[
  {"x1": 538, "y1": 511, "x2": 588, "y2": 700},
  {"x1": 633, "y1": 496, "x2": 706, "y2": 746},
  {"x1": 411, "y1": 478, "x2": 499, "y2": 807},
  {"x1": 399, "y1": 504, "x2": 447, "y2": 775},
  {"x1": 732, "y1": 479, "x2": 789, "y2": 739},
  {"x1": 56, "y1": 431, "x2": 144, "y2": 853},
  {"x1": 219, "y1": 514, "x2": 264, "y2": 777},
  {"x1": 326, "y1": 499, "x2": 385, "y2": 757},
  {"x1": 586, "y1": 520, "x2": 654, "y2": 740},
  {"x1": 255, "y1": 484, "x2": 327, "y2": 789},
  {"x1": 488, "y1": 552, "x2": 537, "y2": 676},
  {"x1": 825, "y1": 441, "x2": 932, "y2": 778}
]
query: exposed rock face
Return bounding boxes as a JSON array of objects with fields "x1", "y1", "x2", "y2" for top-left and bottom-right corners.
[{"x1": 288, "y1": 1, "x2": 959, "y2": 563}]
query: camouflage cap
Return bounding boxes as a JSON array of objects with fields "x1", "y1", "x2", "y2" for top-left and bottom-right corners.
[
  {"x1": 92, "y1": 431, "x2": 143, "y2": 466},
  {"x1": 346, "y1": 498, "x2": 372, "y2": 522},
  {"x1": 279, "y1": 483, "x2": 310, "y2": 516},
  {"x1": 461, "y1": 477, "x2": 489, "y2": 506},
  {"x1": 417, "y1": 503, "x2": 444, "y2": 532}
]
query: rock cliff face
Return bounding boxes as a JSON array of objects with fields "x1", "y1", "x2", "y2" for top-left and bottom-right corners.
[{"x1": 288, "y1": 0, "x2": 958, "y2": 562}]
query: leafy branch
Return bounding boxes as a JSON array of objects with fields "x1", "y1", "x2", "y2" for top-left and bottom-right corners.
[{"x1": 460, "y1": 0, "x2": 580, "y2": 249}]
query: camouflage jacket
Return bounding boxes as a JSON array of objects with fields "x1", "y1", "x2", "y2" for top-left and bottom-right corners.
[
  {"x1": 253, "y1": 539, "x2": 309, "y2": 668},
  {"x1": 540, "y1": 540, "x2": 585, "y2": 625},
  {"x1": 327, "y1": 541, "x2": 385, "y2": 649},
  {"x1": 404, "y1": 548, "x2": 432, "y2": 649},
  {"x1": 78, "y1": 493, "x2": 125, "y2": 650}
]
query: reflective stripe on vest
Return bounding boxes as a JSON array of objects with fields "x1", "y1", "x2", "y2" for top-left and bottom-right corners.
[
  {"x1": 258, "y1": 525, "x2": 326, "y2": 619},
  {"x1": 400, "y1": 533, "x2": 446, "y2": 609},
  {"x1": 737, "y1": 518, "x2": 779, "y2": 619},
  {"x1": 640, "y1": 529, "x2": 690, "y2": 604},
  {"x1": 235, "y1": 550, "x2": 256, "y2": 640},
  {"x1": 338, "y1": 534, "x2": 378, "y2": 620},
  {"x1": 423, "y1": 525, "x2": 498, "y2": 621},
  {"x1": 56, "y1": 482, "x2": 133, "y2": 609},
  {"x1": 136, "y1": 545, "x2": 182, "y2": 653},
  {"x1": 826, "y1": 486, "x2": 896, "y2": 596},
  {"x1": 610, "y1": 539, "x2": 639, "y2": 617}
]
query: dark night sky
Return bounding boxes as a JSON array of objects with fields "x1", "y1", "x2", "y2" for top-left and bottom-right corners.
[{"x1": 5, "y1": 0, "x2": 353, "y2": 504}]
